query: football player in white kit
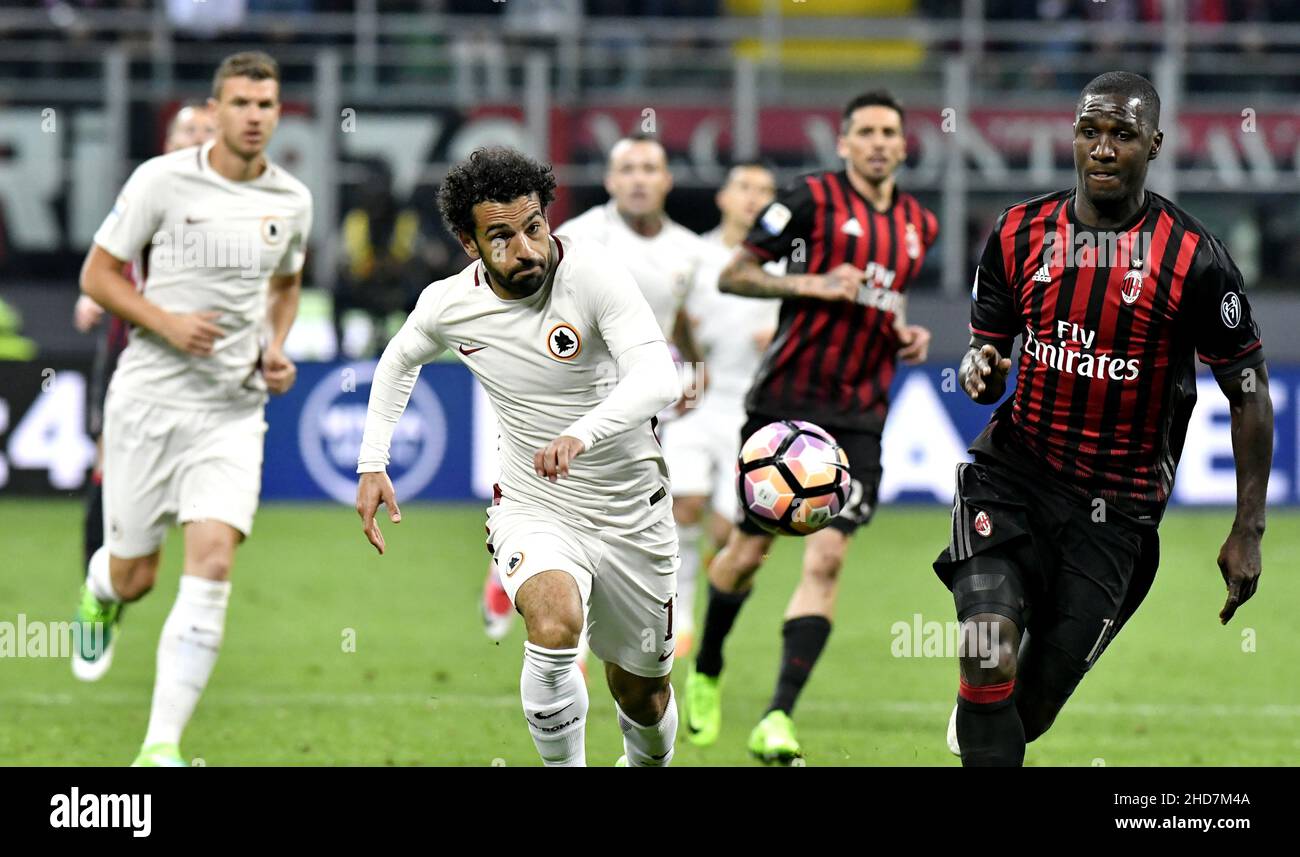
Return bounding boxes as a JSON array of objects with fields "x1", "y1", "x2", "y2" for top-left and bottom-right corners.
[
  {"x1": 661, "y1": 161, "x2": 780, "y2": 657},
  {"x1": 71, "y1": 52, "x2": 313, "y2": 767},
  {"x1": 356, "y1": 148, "x2": 683, "y2": 767},
  {"x1": 479, "y1": 133, "x2": 708, "y2": 649}
]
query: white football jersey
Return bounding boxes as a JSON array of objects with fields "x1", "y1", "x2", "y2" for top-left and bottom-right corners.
[
  {"x1": 359, "y1": 236, "x2": 672, "y2": 532},
  {"x1": 92, "y1": 139, "x2": 313, "y2": 409},
  {"x1": 555, "y1": 201, "x2": 707, "y2": 338},
  {"x1": 687, "y1": 227, "x2": 781, "y2": 409}
]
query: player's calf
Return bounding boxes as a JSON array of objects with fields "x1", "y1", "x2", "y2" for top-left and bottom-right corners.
[
  {"x1": 786, "y1": 527, "x2": 848, "y2": 618},
  {"x1": 955, "y1": 611, "x2": 1024, "y2": 767},
  {"x1": 605, "y1": 663, "x2": 676, "y2": 767},
  {"x1": 106, "y1": 552, "x2": 161, "y2": 602},
  {"x1": 516, "y1": 571, "x2": 588, "y2": 766}
]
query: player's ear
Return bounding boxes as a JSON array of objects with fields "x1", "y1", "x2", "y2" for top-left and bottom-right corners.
[
  {"x1": 836, "y1": 134, "x2": 849, "y2": 161},
  {"x1": 458, "y1": 231, "x2": 480, "y2": 260},
  {"x1": 1148, "y1": 130, "x2": 1163, "y2": 162}
]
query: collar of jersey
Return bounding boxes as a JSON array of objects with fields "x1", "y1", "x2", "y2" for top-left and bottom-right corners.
[
  {"x1": 1065, "y1": 188, "x2": 1152, "y2": 235},
  {"x1": 196, "y1": 139, "x2": 276, "y2": 188}
]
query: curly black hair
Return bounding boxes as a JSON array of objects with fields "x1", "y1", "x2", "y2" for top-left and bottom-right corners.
[{"x1": 437, "y1": 147, "x2": 558, "y2": 239}]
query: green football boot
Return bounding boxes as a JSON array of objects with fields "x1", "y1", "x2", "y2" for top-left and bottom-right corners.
[
  {"x1": 684, "y1": 665, "x2": 721, "y2": 746},
  {"x1": 131, "y1": 743, "x2": 186, "y2": 767},
  {"x1": 748, "y1": 710, "x2": 802, "y2": 765},
  {"x1": 71, "y1": 585, "x2": 121, "y2": 682}
]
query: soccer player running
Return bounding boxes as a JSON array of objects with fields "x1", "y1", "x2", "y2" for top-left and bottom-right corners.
[
  {"x1": 71, "y1": 52, "x2": 312, "y2": 767},
  {"x1": 356, "y1": 148, "x2": 683, "y2": 767},
  {"x1": 74, "y1": 101, "x2": 217, "y2": 579},
  {"x1": 685, "y1": 91, "x2": 936, "y2": 763},
  {"x1": 938, "y1": 72, "x2": 1271, "y2": 766},
  {"x1": 662, "y1": 161, "x2": 780, "y2": 658},
  {"x1": 478, "y1": 133, "x2": 707, "y2": 646}
]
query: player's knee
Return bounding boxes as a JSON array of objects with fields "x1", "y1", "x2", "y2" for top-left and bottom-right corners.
[
  {"x1": 525, "y1": 610, "x2": 582, "y2": 650},
  {"x1": 800, "y1": 530, "x2": 848, "y2": 588},
  {"x1": 188, "y1": 551, "x2": 234, "y2": 582},
  {"x1": 958, "y1": 613, "x2": 1019, "y2": 684}
]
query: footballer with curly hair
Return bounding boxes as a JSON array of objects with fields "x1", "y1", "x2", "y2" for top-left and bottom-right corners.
[{"x1": 356, "y1": 147, "x2": 684, "y2": 766}]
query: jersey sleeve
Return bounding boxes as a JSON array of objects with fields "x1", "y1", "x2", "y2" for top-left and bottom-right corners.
[
  {"x1": 969, "y1": 212, "x2": 1019, "y2": 354},
  {"x1": 356, "y1": 286, "x2": 447, "y2": 473},
  {"x1": 1187, "y1": 236, "x2": 1264, "y2": 378},
  {"x1": 587, "y1": 248, "x2": 666, "y2": 361},
  {"x1": 742, "y1": 178, "x2": 816, "y2": 264},
  {"x1": 275, "y1": 189, "x2": 314, "y2": 276},
  {"x1": 92, "y1": 160, "x2": 165, "y2": 263},
  {"x1": 921, "y1": 206, "x2": 939, "y2": 248}
]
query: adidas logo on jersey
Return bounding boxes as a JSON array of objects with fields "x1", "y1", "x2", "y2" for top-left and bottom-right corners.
[
  {"x1": 841, "y1": 217, "x2": 863, "y2": 237},
  {"x1": 1032, "y1": 264, "x2": 1052, "y2": 283}
]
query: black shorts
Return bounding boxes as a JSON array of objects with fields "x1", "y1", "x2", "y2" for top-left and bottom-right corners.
[
  {"x1": 933, "y1": 455, "x2": 1160, "y2": 670},
  {"x1": 736, "y1": 411, "x2": 882, "y2": 537}
]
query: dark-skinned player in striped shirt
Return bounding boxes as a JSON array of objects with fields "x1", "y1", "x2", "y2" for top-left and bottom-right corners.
[{"x1": 938, "y1": 72, "x2": 1272, "y2": 766}]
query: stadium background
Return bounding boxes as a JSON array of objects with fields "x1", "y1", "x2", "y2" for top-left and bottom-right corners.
[{"x1": 2, "y1": 1, "x2": 1299, "y2": 766}]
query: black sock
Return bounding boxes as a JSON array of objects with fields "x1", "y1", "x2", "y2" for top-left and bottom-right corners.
[
  {"x1": 956, "y1": 680, "x2": 1025, "y2": 767},
  {"x1": 83, "y1": 477, "x2": 104, "y2": 570},
  {"x1": 694, "y1": 584, "x2": 751, "y2": 677},
  {"x1": 767, "y1": 615, "x2": 832, "y2": 716}
]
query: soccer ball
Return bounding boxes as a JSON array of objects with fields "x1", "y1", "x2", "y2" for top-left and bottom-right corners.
[{"x1": 736, "y1": 420, "x2": 851, "y2": 536}]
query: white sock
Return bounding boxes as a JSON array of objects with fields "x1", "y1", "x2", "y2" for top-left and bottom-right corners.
[
  {"x1": 142, "y1": 575, "x2": 230, "y2": 748},
  {"x1": 521, "y1": 641, "x2": 588, "y2": 767},
  {"x1": 86, "y1": 545, "x2": 120, "y2": 603},
  {"x1": 676, "y1": 521, "x2": 701, "y2": 639},
  {"x1": 617, "y1": 683, "x2": 678, "y2": 767}
]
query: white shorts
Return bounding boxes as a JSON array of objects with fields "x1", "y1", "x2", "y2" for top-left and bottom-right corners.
[
  {"x1": 661, "y1": 401, "x2": 746, "y2": 522},
  {"x1": 486, "y1": 498, "x2": 679, "y2": 678},
  {"x1": 101, "y1": 390, "x2": 267, "y2": 558}
]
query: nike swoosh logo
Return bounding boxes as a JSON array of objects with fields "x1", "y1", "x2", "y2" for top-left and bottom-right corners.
[
  {"x1": 534, "y1": 702, "x2": 573, "y2": 720},
  {"x1": 459, "y1": 344, "x2": 487, "y2": 355},
  {"x1": 658, "y1": 649, "x2": 675, "y2": 662}
]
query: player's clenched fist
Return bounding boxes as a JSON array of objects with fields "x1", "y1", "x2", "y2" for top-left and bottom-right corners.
[
  {"x1": 799, "y1": 263, "x2": 863, "y2": 303},
  {"x1": 261, "y1": 346, "x2": 297, "y2": 395},
  {"x1": 534, "y1": 435, "x2": 586, "y2": 482},
  {"x1": 356, "y1": 470, "x2": 402, "y2": 555},
  {"x1": 961, "y1": 343, "x2": 1012, "y2": 403},
  {"x1": 163, "y1": 310, "x2": 225, "y2": 357}
]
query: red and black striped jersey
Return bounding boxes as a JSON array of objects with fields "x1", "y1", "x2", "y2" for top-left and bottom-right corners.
[
  {"x1": 742, "y1": 170, "x2": 938, "y2": 432},
  {"x1": 969, "y1": 188, "x2": 1264, "y2": 514}
]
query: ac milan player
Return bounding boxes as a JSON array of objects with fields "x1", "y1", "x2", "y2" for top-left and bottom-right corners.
[
  {"x1": 685, "y1": 91, "x2": 936, "y2": 763},
  {"x1": 938, "y1": 72, "x2": 1272, "y2": 766}
]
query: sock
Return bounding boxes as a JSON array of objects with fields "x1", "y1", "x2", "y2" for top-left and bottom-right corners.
[
  {"x1": 83, "y1": 476, "x2": 104, "y2": 570},
  {"x1": 85, "y1": 545, "x2": 119, "y2": 603},
  {"x1": 521, "y1": 641, "x2": 588, "y2": 767},
  {"x1": 956, "y1": 677, "x2": 1025, "y2": 767},
  {"x1": 694, "y1": 584, "x2": 751, "y2": 677},
  {"x1": 142, "y1": 575, "x2": 230, "y2": 748},
  {"x1": 675, "y1": 522, "x2": 701, "y2": 640},
  {"x1": 616, "y1": 684, "x2": 678, "y2": 767},
  {"x1": 767, "y1": 615, "x2": 832, "y2": 715}
]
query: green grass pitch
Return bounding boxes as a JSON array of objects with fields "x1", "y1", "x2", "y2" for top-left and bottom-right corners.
[{"x1": 2, "y1": 498, "x2": 1296, "y2": 766}]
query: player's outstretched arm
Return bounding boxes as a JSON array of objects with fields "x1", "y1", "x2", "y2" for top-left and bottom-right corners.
[
  {"x1": 356, "y1": 471, "x2": 401, "y2": 555},
  {"x1": 81, "y1": 244, "x2": 224, "y2": 356},
  {"x1": 719, "y1": 249, "x2": 860, "y2": 302},
  {"x1": 1215, "y1": 360, "x2": 1272, "y2": 624},
  {"x1": 960, "y1": 341, "x2": 1012, "y2": 404}
]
